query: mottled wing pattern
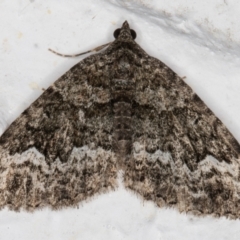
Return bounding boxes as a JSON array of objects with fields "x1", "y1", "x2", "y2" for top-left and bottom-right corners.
[
  {"x1": 124, "y1": 53, "x2": 240, "y2": 218},
  {"x1": 1, "y1": 20, "x2": 240, "y2": 219},
  {"x1": 0, "y1": 53, "x2": 117, "y2": 211}
]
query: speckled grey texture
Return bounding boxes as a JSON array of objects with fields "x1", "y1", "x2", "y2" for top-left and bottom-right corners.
[{"x1": 0, "y1": 21, "x2": 240, "y2": 218}]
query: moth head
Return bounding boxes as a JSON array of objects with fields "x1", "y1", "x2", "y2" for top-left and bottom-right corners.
[{"x1": 113, "y1": 21, "x2": 137, "y2": 41}]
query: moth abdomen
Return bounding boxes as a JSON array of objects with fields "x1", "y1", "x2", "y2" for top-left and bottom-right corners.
[{"x1": 111, "y1": 77, "x2": 135, "y2": 162}]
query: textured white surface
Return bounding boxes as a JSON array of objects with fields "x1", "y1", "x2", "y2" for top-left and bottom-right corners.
[{"x1": 0, "y1": 0, "x2": 240, "y2": 239}]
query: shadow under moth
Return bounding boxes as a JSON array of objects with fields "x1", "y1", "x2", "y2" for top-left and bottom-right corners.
[{"x1": 0, "y1": 21, "x2": 240, "y2": 219}]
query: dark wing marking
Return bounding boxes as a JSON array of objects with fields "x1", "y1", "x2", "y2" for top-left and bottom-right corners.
[
  {"x1": 0, "y1": 51, "x2": 117, "y2": 211},
  {"x1": 124, "y1": 53, "x2": 240, "y2": 219}
]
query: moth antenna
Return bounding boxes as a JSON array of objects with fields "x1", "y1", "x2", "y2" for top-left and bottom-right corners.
[{"x1": 48, "y1": 42, "x2": 111, "y2": 58}]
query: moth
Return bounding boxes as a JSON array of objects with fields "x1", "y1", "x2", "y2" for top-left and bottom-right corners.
[{"x1": 0, "y1": 21, "x2": 240, "y2": 218}]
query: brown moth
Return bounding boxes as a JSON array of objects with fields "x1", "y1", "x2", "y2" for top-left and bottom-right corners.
[{"x1": 0, "y1": 21, "x2": 240, "y2": 218}]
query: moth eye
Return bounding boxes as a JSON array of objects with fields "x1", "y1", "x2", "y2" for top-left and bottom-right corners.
[
  {"x1": 130, "y1": 29, "x2": 137, "y2": 40},
  {"x1": 113, "y1": 28, "x2": 121, "y2": 39}
]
